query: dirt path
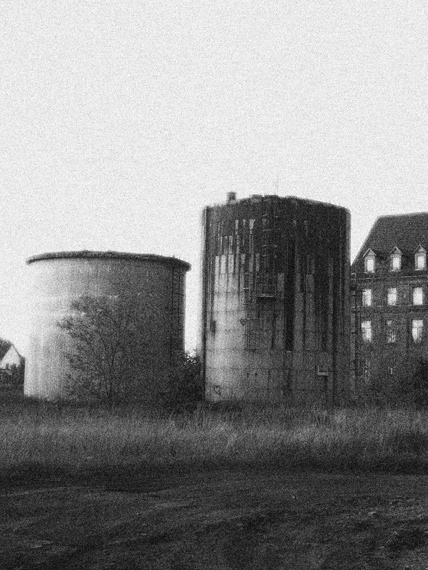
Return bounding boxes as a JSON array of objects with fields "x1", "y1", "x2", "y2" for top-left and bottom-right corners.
[{"x1": 1, "y1": 469, "x2": 428, "y2": 569}]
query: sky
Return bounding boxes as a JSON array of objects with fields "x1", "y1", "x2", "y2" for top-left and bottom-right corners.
[{"x1": 1, "y1": 0, "x2": 428, "y2": 354}]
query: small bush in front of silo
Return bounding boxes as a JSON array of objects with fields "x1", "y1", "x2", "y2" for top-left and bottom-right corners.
[
  {"x1": 160, "y1": 352, "x2": 204, "y2": 413},
  {"x1": 398, "y1": 357, "x2": 428, "y2": 408}
]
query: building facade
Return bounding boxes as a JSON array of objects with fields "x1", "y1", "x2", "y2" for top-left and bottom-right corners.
[
  {"x1": 351, "y1": 213, "x2": 428, "y2": 399},
  {"x1": 200, "y1": 193, "x2": 350, "y2": 406}
]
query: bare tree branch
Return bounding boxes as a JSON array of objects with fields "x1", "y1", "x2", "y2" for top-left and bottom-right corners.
[{"x1": 58, "y1": 293, "x2": 151, "y2": 406}]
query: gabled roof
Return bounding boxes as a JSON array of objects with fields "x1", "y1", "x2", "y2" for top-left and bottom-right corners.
[
  {"x1": 363, "y1": 248, "x2": 376, "y2": 257},
  {"x1": 414, "y1": 244, "x2": 427, "y2": 253},
  {"x1": 0, "y1": 345, "x2": 23, "y2": 368},
  {"x1": 352, "y1": 212, "x2": 428, "y2": 270},
  {"x1": 0, "y1": 339, "x2": 12, "y2": 361}
]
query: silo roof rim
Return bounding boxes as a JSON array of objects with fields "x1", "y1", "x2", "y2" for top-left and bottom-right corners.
[
  {"x1": 26, "y1": 251, "x2": 191, "y2": 270},
  {"x1": 206, "y1": 194, "x2": 349, "y2": 212}
]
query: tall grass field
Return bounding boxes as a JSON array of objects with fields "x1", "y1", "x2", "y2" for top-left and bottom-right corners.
[{"x1": 1, "y1": 388, "x2": 428, "y2": 483}]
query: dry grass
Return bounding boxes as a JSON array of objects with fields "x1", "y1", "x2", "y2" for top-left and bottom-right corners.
[{"x1": 1, "y1": 389, "x2": 428, "y2": 482}]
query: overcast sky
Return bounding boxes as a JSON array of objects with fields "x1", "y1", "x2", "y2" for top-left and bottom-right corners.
[{"x1": 1, "y1": 1, "x2": 428, "y2": 353}]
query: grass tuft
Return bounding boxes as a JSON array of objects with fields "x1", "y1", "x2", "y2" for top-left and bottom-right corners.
[{"x1": 1, "y1": 389, "x2": 428, "y2": 485}]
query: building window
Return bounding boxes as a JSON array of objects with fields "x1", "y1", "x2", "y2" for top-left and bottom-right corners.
[
  {"x1": 412, "y1": 319, "x2": 424, "y2": 343},
  {"x1": 415, "y1": 250, "x2": 426, "y2": 270},
  {"x1": 387, "y1": 287, "x2": 397, "y2": 306},
  {"x1": 390, "y1": 251, "x2": 402, "y2": 271},
  {"x1": 386, "y1": 320, "x2": 396, "y2": 343},
  {"x1": 412, "y1": 286, "x2": 424, "y2": 305},
  {"x1": 364, "y1": 254, "x2": 375, "y2": 273},
  {"x1": 362, "y1": 288, "x2": 372, "y2": 307},
  {"x1": 361, "y1": 320, "x2": 372, "y2": 343}
]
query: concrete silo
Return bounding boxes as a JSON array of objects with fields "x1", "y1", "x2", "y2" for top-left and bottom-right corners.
[
  {"x1": 200, "y1": 194, "x2": 350, "y2": 406},
  {"x1": 25, "y1": 251, "x2": 190, "y2": 400}
]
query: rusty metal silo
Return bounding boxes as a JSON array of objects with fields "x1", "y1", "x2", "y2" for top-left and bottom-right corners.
[
  {"x1": 200, "y1": 194, "x2": 350, "y2": 406},
  {"x1": 25, "y1": 251, "x2": 190, "y2": 400}
]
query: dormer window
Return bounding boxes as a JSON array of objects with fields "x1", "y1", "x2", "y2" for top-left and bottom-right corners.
[
  {"x1": 364, "y1": 249, "x2": 376, "y2": 273},
  {"x1": 415, "y1": 246, "x2": 426, "y2": 271},
  {"x1": 389, "y1": 247, "x2": 402, "y2": 272}
]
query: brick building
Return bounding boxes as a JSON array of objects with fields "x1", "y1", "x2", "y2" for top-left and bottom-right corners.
[{"x1": 351, "y1": 213, "x2": 428, "y2": 400}]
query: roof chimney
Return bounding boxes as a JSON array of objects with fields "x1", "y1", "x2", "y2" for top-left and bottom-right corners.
[{"x1": 227, "y1": 192, "x2": 237, "y2": 204}]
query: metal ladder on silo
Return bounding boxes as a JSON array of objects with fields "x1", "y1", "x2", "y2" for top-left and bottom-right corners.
[{"x1": 259, "y1": 198, "x2": 279, "y2": 298}]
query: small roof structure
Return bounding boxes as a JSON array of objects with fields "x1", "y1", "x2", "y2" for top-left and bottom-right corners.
[
  {"x1": 0, "y1": 344, "x2": 23, "y2": 369},
  {"x1": 0, "y1": 339, "x2": 12, "y2": 362}
]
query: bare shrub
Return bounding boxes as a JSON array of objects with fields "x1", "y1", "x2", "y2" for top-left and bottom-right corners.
[
  {"x1": 160, "y1": 353, "x2": 203, "y2": 413},
  {"x1": 58, "y1": 293, "x2": 150, "y2": 407}
]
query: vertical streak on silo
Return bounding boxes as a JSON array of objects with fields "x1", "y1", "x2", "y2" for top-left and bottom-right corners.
[
  {"x1": 169, "y1": 266, "x2": 185, "y2": 366},
  {"x1": 284, "y1": 237, "x2": 295, "y2": 351},
  {"x1": 169, "y1": 267, "x2": 176, "y2": 366},
  {"x1": 200, "y1": 207, "x2": 210, "y2": 389}
]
